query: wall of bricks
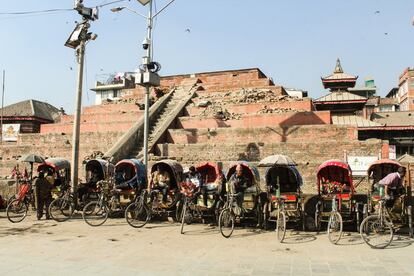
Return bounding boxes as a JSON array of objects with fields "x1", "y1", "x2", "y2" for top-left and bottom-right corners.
[
  {"x1": 0, "y1": 131, "x2": 125, "y2": 184},
  {"x1": 167, "y1": 125, "x2": 358, "y2": 144},
  {"x1": 177, "y1": 111, "x2": 331, "y2": 129},
  {"x1": 155, "y1": 139, "x2": 385, "y2": 194}
]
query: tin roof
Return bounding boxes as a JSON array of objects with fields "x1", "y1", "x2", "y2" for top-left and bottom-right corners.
[
  {"x1": 315, "y1": 91, "x2": 367, "y2": 102},
  {"x1": 371, "y1": 111, "x2": 414, "y2": 126},
  {"x1": 332, "y1": 115, "x2": 383, "y2": 127}
]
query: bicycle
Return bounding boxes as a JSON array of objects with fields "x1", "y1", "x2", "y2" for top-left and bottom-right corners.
[
  {"x1": 49, "y1": 183, "x2": 100, "y2": 222},
  {"x1": 327, "y1": 194, "x2": 343, "y2": 244},
  {"x1": 275, "y1": 195, "x2": 287, "y2": 243},
  {"x1": 218, "y1": 192, "x2": 240, "y2": 238},
  {"x1": 124, "y1": 189, "x2": 151, "y2": 228},
  {"x1": 6, "y1": 181, "x2": 34, "y2": 223},
  {"x1": 360, "y1": 193, "x2": 394, "y2": 249},
  {"x1": 82, "y1": 186, "x2": 124, "y2": 227}
]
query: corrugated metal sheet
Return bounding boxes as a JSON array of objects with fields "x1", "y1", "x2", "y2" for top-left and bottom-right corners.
[
  {"x1": 332, "y1": 115, "x2": 383, "y2": 127},
  {"x1": 315, "y1": 92, "x2": 367, "y2": 102}
]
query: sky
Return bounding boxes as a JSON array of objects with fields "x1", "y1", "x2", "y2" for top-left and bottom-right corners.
[{"x1": 0, "y1": 0, "x2": 414, "y2": 113}]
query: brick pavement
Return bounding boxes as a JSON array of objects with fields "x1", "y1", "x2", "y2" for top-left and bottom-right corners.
[{"x1": 0, "y1": 211, "x2": 413, "y2": 276}]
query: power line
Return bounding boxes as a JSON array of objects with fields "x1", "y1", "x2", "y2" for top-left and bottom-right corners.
[
  {"x1": 0, "y1": 0, "x2": 128, "y2": 16},
  {"x1": 0, "y1": 8, "x2": 72, "y2": 15}
]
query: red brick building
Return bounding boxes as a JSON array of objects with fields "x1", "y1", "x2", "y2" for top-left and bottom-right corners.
[{"x1": 398, "y1": 68, "x2": 414, "y2": 111}]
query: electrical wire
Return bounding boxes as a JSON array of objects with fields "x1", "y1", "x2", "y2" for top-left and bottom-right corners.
[{"x1": 0, "y1": 0, "x2": 128, "y2": 17}]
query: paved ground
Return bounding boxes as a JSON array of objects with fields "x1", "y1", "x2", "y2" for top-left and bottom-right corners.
[{"x1": 1, "y1": 210, "x2": 414, "y2": 276}]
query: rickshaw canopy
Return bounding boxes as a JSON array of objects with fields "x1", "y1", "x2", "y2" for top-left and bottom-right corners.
[
  {"x1": 85, "y1": 159, "x2": 115, "y2": 181},
  {"x1": 367, "y1": 159, "x2": 401, "y2": 176},
  {"x1": 196, "y1": 162, "x2": 221, "y2": 183},
  {"x1": 151, "y1": 159, "x2": 184, "y2": 188},
  {"x1": 226, "y1": 161, "x2": 260, "y2": 186},
  {"x1": 317, "y1": 160, "x2": 354, "y2": 193},
  {"x1": 265, "y1": 165, "x2": 303, "y2": 188},
  {"x1": 38, "y1": 158, "x2": 71, "y2": 173},
  {"x1": 115, "y1": 159, "x2": 146, "y2": 185}
]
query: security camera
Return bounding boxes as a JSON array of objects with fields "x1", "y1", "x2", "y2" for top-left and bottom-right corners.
[{"x1": 142, "y1": 38, "x2": 150, "y2": 50}]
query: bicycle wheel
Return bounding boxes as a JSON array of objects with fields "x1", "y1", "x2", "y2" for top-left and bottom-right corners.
[
  {"x1": 219, "y1": 208, "x2": 235, "y2": 238},
  {"x1": 82, "y1": 201, "x2": 109, "y2": 227},
  {"x1": 125, "y1": 201, "x2": 150, "y2": 228},
  {"x1": 49, "y1": 197, "x2": 74, "y2": 222},
  {"x1": 327, "y1": 212, "x2": 343, "y2": 244},
  {"x1": 360, "y1": 215, "x2": 393, "y2": 249},
  {"x1": 6, "y1": 199, "x2": 28, "y2": 223},
  {"x1": 180, "y1": 199, "x2": 188, "y2": 234},
  {"x1": 276, "y1": 210, "x2": 287, "y2": 242}
]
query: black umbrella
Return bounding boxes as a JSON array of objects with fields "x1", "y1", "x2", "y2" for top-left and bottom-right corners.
[
  {"x1": 18, "y1": 154, "x2": 45, "y2": 164},
  {"x1": 19, "y1": 154, "x2": 45, "y2": 181}
]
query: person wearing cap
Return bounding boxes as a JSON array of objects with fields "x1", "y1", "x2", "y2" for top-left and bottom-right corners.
[{"x1": 378, "y1": 166, "x2": 407, "y2": 208}]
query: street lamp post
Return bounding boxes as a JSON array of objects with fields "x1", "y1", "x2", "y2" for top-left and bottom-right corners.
[
  {"x1": 65, "y1": 0, "x2": 98, "y2": 204},
  {"x1": 112, "y1": 0, "x2": 175, "y2": 177}
]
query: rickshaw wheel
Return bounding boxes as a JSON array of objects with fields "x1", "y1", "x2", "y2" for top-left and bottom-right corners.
[
  {"x1": 82, "y1": 201, "x2": 109, "y2": 227},
  {"x1": 219, "y1": 208, "x2": 235, "y2": 238},
  {"x1": 49, "y1": 198, "x2": 74, "y2": 222},
  {"x1": 327, "y1": 212, "x2": 343, "y2": 245},
  {"x1": 6, "y1": 199, "x2": 28, "y2": 223},
  {"x1": 125, "y1": 202, "x2": 150, "y2": 228},
  {"x1": 276, "y1": 210, "x2": 286, "y2": 242},
  {"x1": 360, "y1": 215, "x2": 393, "y2": 249}
]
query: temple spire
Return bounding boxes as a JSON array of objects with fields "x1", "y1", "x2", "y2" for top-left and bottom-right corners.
[{"x1": 334, "y1": 58, "x2": 343, "y2": 74}]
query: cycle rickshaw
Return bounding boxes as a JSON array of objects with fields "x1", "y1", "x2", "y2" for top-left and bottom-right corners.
[
  {"x1": 259, "y1": 155, "x2": 305, "y2": 242},
  {"x1": 82, "y1": 158, "x2": 145, "y2": 227},
  {"x1": 124, "y1": 159, "x2": 183, "y2": 228},
  {"x1": 315, "y1": 160, "x2": 361, "y2": 244},
  {"x1": 49, "y1": 158, "x2": 114, "y2": 222},
  {"x1": 37, "y1": 158, "x2": 71, "y2": 194},
  {"x1": 218, "y1": 161, "x2": 262, "y2": 238},
  {"x1": 178, "y1": 162, "x2": 225, "y2": 234},
  {"x1": 360, "y1": 159, "x2": 413, "y2": 248}
]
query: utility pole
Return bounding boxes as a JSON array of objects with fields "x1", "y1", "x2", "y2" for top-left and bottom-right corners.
[
  {"x1": 65, "y1": 0, "x2": 98, "y2": 204},
  {"x1": 0, "y1": 70, "x2": 4, "y2": 145}
]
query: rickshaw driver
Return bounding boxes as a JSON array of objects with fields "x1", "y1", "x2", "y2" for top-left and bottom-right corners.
[
  {"x1": 378, "y1": 167, "x2": 406, "y2": 208},
  {"x1": 78, "y1": 169, "x2": 100, "y2": 202},
  {"x1": 228, "y1": 164, "x2": 248, "y2": 215},
  {"x1": 150, "y1": 166, "x2": 171, "y2": 208}
]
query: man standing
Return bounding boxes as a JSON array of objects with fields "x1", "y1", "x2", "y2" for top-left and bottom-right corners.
[
  {"x1": 34, "y1": 171, "x2": 53, "y2": 220},
  {"x1": 378, "y1": 166, "x2": 406, "y2": 208}
]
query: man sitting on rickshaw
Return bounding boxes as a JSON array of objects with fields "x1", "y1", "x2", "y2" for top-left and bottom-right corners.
[
  {"x1": 186, "y1": 166, "x2": 204, "y2": 205},
  {"x1": 378, "y1": 166, "x2": 406, "y2": 208},
  {"x1": 228, "y1": 164, "x2": 248, "y2": 215},
  {"x1": 150, "y1": 166, "x2": 171, "y2": 208},
  {"x1": 78, "y1": 169, "x2": 100, "y2": 202}
]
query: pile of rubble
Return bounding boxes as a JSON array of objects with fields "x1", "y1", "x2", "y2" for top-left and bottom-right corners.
[
  {"x1": 257, "y1": 105, "x2": 307, "y2": 114},
  {"x1": 101, "y1": 98, "x2": 145, "y2": 109},
  {"x1": 200, "y1": 105, "x2": 242, "y2": 121},
  {"x1": 193, "y1": 88, "x2": 305, "y2": 120}
]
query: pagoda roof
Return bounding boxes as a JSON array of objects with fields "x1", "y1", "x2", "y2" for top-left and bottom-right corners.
[
  {"x1": 315, "y1": 91, "x2": 367, "y2": 103},
  {"x1": 321, "y1": 59, "x2": 358, "y2": 87}
]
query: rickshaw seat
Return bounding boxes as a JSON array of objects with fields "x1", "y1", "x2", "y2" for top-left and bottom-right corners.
[{"x1": 271, "y1": 194, "x2": 297, "y2": 202}]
